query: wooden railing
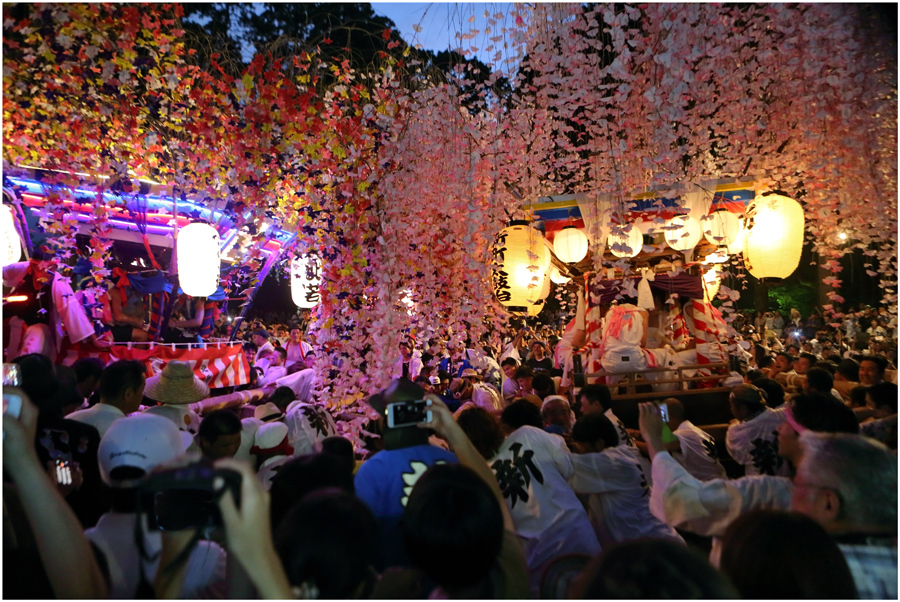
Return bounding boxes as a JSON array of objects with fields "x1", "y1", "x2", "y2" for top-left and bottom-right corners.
[{"x1": 580, "y1": 362, "x2": 732, "y2": 402}]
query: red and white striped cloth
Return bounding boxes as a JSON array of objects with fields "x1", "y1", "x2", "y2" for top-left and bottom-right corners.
[
  {"x1": 690, "y1": 298, "x2": 729, "y2": 387},
  {"x1": 60, "y1": 341, "x2": 251, "y2": 388},
  {"x1": 670, "y1": 302, "x2": 691, "y2": 351}
]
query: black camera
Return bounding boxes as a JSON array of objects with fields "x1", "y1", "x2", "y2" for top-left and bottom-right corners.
[{"x1": 139, "y1": 461, "x2": 242, "y2": 531}]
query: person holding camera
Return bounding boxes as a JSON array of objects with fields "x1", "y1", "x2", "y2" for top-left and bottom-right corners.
[{"x1": 354, "y1": 380, "x2": 458, "y2": 570}]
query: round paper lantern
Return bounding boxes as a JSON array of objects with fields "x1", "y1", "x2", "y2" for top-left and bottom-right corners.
[
  {"x1": 664, "y1": 215, "x2": 702, "y2": 252},
  {"x1": 607, "y1": 223, "x2": 643, "y2": 258},
  {"x1": 177, "y1": 223, "x2": 220, "y2": 297},
  {"x1": 491, "y1": 223, "x2": 548, "y2": 313},
  {"x1": 1, "y1": 204, "x2": 22, "y2": 267},
  {"x1": 526, "y1": 300, "x2": 545, "y2": 317},
  {"x1": 702, "y1": 210, "x2": 742, "y2": 248},
  {"x1": 726, "y1": 221, "x2": 745, "y2": 255},
  {"x1": 291, "y1": 253, "x2": 322, "y2": 308},
  {"x1": 553, "y1": 226, "x2": 589, "y2": 264},
  {"x1": 703, "y1": 266, "x2": 722, "y2": 302},
  {"x1": 742, "y1": 194, "x2": 805, "y2": 281},
  {"x1": 549, "y1": 267, "x2": 571, "y2": 284}
]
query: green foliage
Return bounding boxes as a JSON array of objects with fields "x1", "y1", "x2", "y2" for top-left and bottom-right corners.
[{"x1": 766, "y1": 281, "x2": 818, "y2": 317}]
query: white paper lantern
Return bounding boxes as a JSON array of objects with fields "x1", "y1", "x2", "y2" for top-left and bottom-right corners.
[
  {"x1": 177, "y1": 223, "x2": 220, "y2": 297},
  {"x1": 553, "y1": 226, "x2": 589, "y2": 264},
  {"x1": 702, "y1": 210, "x2": 742, "y2": 248},
  {"x1": 491, "y1": 223, "x2": 547, "y2": 313},
  {"x1": 1, "y1": 204, "x2": 22, "y2": 267},
  {"x1": 664, "y1": 215, "x2": 703, "y2": 252},
  {"x1": 703, "y1": 266, "x2": 722, "y2": 302},
  {"x1": 607, "y1": 223, "x2": 643, "y2": 258},
  {"x1": 291, "y1": 253, "x2": 322, "y2": 308},
  {"x1": 525, "y1": 300, "x2": 545, "y2": 317},
  {"x1": 549, "y1": 267, "x2": 571, "y2": 284},
  {"x1": 726, "y1": 222, "x2": 745, "y2": 255},
  {"x1": 742, "y1": 194, "x2": 805, "y2": 281}
]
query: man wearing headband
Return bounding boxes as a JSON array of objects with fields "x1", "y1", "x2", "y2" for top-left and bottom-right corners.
[{"x1": 637, "y1": 394, "x2": 859, "y2": 564}]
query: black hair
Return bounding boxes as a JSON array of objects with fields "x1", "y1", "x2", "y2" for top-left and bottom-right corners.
[
  {"x1": 798, "y1": 352, "x2": 817, "y2": 366},
  {"x1": 243, "y1": 341, "x2": 258, "y2": 353},
  {"x1": 836, "y1": 358, "x2": 859, "y2": 381},
  {"x1": 500, "y1": 356, "x2": 519, "y2": 368},
  {"x1": 275, "y1": 489, "x2": 377, "y2": 599},
  {"x1": 578, "y1": 384, "x2": 612, "y2": 412},
  {"x1": 574, "y1": 539, "x2": 738, "y2": 599},
  {"x1": 847, "y1": 385, "x2": 869, "y2": 408},
  {"x1": 198, "y1": 409, "x2": 241, "y2": 443},
  {"x1": 776, "y1": 351, "x2": 795, "y2": 364},
  {"x1": 758, "y1": 355, "x2": 775, "y2": 369},
  {"x1": 269, "y1": 386, "x2": 297, "y2": 412},
  {"x1": 720, "y1": 510, "x2": 857, "y2": 599},
  {"x1": 512, "y1": 365, "x2": 534, "y2": 380},
  {"x1": 320, "y1": 436, "x2": 356, "y2": 476},
  {"x1": 745, "y1": 369, "x2": 764, "y2": 382},
  {"x1": 791, "y1": 394, "x2": 859, "y2": 434},
  {"x1": 98, "y1": 360, "x2": 146, "y2": 402},
  {"x1": 269, "y1": 454, "x2": 356, "y2": 531},
  {"x1": 867, "y1": 382, "x2": 899, "y2": 414},
  {"x1": 751, "y1": 378, "x2": 785, "y2": 408},
  {"x1": 437, "y1": 369, "x2": 452, "y2": 381},
  {"x1": 730, "y1": 384, "x2": 768, "y2": 413},
  {"x1": 804, "y1": 367, "x2": 834, "y2": 394},
  {"x1": 859, "y1": 354, "x2": 888, "y2": 374},
  {"x1": 274, "y1": 347, "x2": 288, "y2": 359},
  {"x1": 457, "y1": 407, "x2": 504, "y2": 460},
  {"x1": 402, "y1": 464, "x2": 504, "y2": 592},
  {"x1": 12, "y1": 353, "x2": 62, "y2": 417},
  {"x1": 571, "y1": 413, "x2": 619, "y2": 449},
  {"x1": 72, "y1": 357, "x2": 104, "y2": 384},
  {"x1": 531, "y1": 373, "x2": 555, "y2": 397},
  {"x1": 413, "y1": 375, "x2": 430, "y2": 387},
  {"x1": 500, "y1": 399, "x2": 543, "y2": 430}
]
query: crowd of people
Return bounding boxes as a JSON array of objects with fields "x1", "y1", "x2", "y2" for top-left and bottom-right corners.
[{"x1": 3, "y1": 296, "x2": 898, "y2": 599}]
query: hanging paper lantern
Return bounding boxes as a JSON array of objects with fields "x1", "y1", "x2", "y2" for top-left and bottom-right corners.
[
  {"x1": 702, "y1": 210, "x2": 742, "y2": 249},
  {"x1": 291, "y1": 253, "x2": 322, "y2": 308},
  {"x1": 553, "y1": 226, "x2": 589, "y2": 264},
  {"x1": 702, "y1": 266, "x2": 722, "y2": 302},
  {"x1": 664, "y1": 215, "x2": 702, "y2": 252},
  {"x1": 726, "y1": 221, "x2": 745, "y2": 255},
  {"x1": 526, "y1": 300, "x2": 545, "y2": 317},
  {"x1": 742, "y1": 194, "x2": 805, "y2": 281},
  {"x1": 549, "y1": 267, "x2": 571, "y2": 284},
  {"x1": 177, "y1": 223, "x2": 220, "y2": 297},
  {"x1": 542, "y1": 238, "x2": 554, "y2": 272},
  {"x1": 491, "y1": 223, "x2": 547, "y2": 313},
  {"x1": 607, "y1": 223, "x2": 643, "y2": 258},
  {"x1": 1, "y1": 204, "x2": 22, "y2": 267}
]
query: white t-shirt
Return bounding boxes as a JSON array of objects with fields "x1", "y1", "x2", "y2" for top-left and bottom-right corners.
[
  {"x1": 472, "y1": 382, "x2": 504, "y2": 411},
  {"x1": 284, "y1": 401, "x2": 338, "y2": 457},
  {"x1": 649, "y1": 450, "x2": 793, "y2": 566},
  {"x1": 275, "y1": 368, "x2": 317, "y2": 402},
  {"x1": 489, "y1": 426, "x2": 600, "y2": 576},
  {"x1": 568, "y1": 447, "x2": 684, "y2": 548},
  {"x1": 67, "y1": 403, "x2": 127, "y2": 438},
  {"x1": 257, "y1": 455, "x2": 292, "y2": 490},
  {"x1": 725, "y1": 407, "x2": 790, "y2": 476},
  {"x1": 86, "y1": 512, "x2": 226, "y2": 598},
  {"x1": 502, "y1": 377, "x2": 519, "y2": 401},
  {"x1": 672, "y1": 420, "x2": 727, "y2": 481}
]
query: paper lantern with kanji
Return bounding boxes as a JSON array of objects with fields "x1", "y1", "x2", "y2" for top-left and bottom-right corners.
[
  {"x1": 177, "y1": 223, "x2": 220, "y2": 297},
  {"x1": 1, "y1": 204, "x2": 22, "y2": 267},
  {"x1": 491, "y1": 223, "x2": 547, "y2": 313},
  {"x1": 664, "y1": 215, "x2": 702, "y2": 252},
  {"x1": 291, "y1": 253, "x2": 322, "y2": 308},
  {"x1": 553, "y1": 226, "x2": 589, "y2": 264},
  {"x1": 607, "y1": 223, "x2": 643, "y2": 258},
  {"x1": 702, "y1": 210, "x2": 743, "y2": 251},
  {"x1": 742, "y1": 194, "x2": 805, "y2": 281}
]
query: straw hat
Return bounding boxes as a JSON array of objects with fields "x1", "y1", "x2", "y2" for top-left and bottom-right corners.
[
  {"x1": 144, "y1": 360, "x2": 209, "y2": 405},
  {"x1": 254, "y1": 402, "x2": 283, "y2": 422},
  {"x1": 461, "y1": 368, "x2": 482, "y2": 381}
]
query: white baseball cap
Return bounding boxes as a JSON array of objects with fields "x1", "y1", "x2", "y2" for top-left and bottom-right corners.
[{"x1": 98, "y1": 414, "x2": 185, "y2": 487}]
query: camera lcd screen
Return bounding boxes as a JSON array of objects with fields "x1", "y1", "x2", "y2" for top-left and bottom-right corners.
[{"x1": 387, "y1": 400, "x2": 429, "y2": 428}]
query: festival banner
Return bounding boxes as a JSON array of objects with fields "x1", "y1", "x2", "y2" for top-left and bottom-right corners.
[{"x1": 60, "y1": 341, "x2": 251, "y2": 388}]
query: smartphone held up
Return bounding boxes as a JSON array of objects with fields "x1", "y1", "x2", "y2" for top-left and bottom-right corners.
[{"x1": 386, "y1": 399, "x2": 432, "y2": 428}]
